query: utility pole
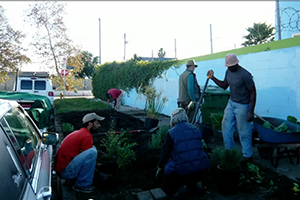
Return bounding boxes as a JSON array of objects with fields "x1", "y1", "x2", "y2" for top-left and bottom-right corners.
[
  {"x1": 123, "y1": 33, "x2": 128, "y2": 61},
  {"x1": 276, "y1": 0, "x2": 281, "y2": 40},
  {"x1": 174, "y1": 38, "x2": 177, "y2": 59},
  {"x1": 152, "y1": 50, "x2": 153, "y2": 61},
  {"x1": 210, "y1": 24, "x2": 213, "y2": 54},
  {"x1": 99, "y1": 18, "x2": 101, "y2": 64}
]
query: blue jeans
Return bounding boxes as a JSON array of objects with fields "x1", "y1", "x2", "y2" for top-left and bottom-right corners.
[
  {"x1": 60, "y1": 146, "x2": 97, "y2": 187},
  {"x1": 222, "y1": 99, "x2": 253, "y2": 158}
]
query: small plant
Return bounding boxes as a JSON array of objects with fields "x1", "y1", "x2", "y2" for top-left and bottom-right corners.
[
  {"x1": 208, "y1": 146, "x2": 224, "y2": 170},
  {"x1": 144, "y1": 86, "x2": 168, "y2": 119},
  {"x1": 148, "y1": 125, "x2": 169, "y2": 149},
  {"x1": 100, "y1": 130, "x2": 137, "y2": 169},
  {"x1": 293, "y1": 183, "x2": 300, "y2": 193},
  {"x1": 211, "y1": 113, "x2": 223, "y2": 130},
  {"x1": 247, "y1": 163, "x2": 264, "y2": 183},
  {"x1": 220, "y1": 148, "x2": 242, "y2": 171},
  {"x1": 62, "y1": 122, "x2": 74, "y2": 133}
]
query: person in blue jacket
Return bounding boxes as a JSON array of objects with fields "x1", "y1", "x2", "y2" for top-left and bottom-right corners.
[{"x1": 156, "y1": 108, "x2": 210, "y2": 198}]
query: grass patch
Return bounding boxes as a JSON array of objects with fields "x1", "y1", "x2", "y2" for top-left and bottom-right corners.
[{"x1": 54, "y1": 98, "x2": 107, "y2": 113}]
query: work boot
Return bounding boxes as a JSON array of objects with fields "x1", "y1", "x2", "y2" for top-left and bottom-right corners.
[
  {"x1": 242, "y1": 156, "x2": 253, "y2": 163},
  {"x1": 99, "y1": 172, "x2": 112, "y2": 181}
]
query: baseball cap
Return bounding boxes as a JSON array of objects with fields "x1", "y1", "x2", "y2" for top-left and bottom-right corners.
[{"x1": 82, "y1": 113, "x2": 105, "y2": 123}]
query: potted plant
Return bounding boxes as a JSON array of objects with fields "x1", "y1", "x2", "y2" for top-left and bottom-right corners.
[
  {"x1": 143, "y1": 86, "x2": 168, "y2": 130},
  {"x1": 217, "y1": 148, "x2": 243, "y2": 195},
  {"x1": 211, "y1": 113, "x2": 223, "y2": 138}
]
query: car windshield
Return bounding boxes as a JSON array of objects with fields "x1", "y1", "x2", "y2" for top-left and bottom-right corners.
[{"x1": 1, "y1": 107, "x2": 41, "y2": 178}]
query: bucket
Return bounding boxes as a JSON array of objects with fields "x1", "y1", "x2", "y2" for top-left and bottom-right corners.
[
  {"x1": 144, "y1": 118, "x2": 159, "y2": 130},
  {"x1": 217, "y1": 165, "x2": 241, "y2": 195}
]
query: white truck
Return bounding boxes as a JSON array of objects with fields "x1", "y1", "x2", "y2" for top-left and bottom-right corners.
[{"x1": 13, "y1": 70, "x2": 55, "y2": 105}]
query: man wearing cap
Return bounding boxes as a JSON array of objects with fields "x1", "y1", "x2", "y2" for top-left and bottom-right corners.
[
  {"x1": 55, "y1": 112, "x2": 105, "y2": 193},
  {"x1": 207, "y1": 53, "x2": 256, "y2": 162},
  {"x1": 106, "y1": 88, "x2": 123, "y2": 111},
  {"x1": 156, "y1": 108, "x2": 209, "y2": 198},
  {"x1": 178, "y1": 59, "x2": 201, "y2": 122}
]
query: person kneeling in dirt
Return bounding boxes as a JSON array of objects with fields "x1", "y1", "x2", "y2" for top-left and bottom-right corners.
[
  {"x1": 54, "y1": 113, "x2": 105, "y2": 193},
  {"x1": 156, "y1": 108, "x2": 210, "y2": 199}
]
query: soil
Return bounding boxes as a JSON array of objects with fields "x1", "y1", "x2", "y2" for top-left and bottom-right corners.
[{"x1": 53, "y1": 109, "x2": 300, "y2": 200}]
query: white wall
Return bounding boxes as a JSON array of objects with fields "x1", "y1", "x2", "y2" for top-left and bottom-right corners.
[{"x1": 123, "y1": 45, "x2": 300, "y2": 121}]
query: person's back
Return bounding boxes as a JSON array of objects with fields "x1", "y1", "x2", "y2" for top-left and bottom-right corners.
[{"x1": 169, "y1": 122, "x2": 209, "y2": 175}]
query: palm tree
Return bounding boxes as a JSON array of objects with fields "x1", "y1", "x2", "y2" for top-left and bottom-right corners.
[{"x1": 241, "y1": 22, "x2": 275, "y2": 47}]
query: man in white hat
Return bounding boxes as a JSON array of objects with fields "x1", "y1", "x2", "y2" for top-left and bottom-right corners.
[
  {"x1": 55, "y1": 112, "x2": 105, "y2": 193},
  {"x1": 178, "y1": 59, "x2": 201, "y2": 122},
  {"x1": 207, "y1": 53, "x2": 256, "y2": 162}
]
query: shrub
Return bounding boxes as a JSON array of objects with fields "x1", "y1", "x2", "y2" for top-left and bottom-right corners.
[
  {"x1": 100, "y1": 130, "x2": 137, "y2": 169},
  {"x1": 148, "y1": 125, "x2": 169, "y2": 149},
  {"x1": 208, "y1": 147, "x2": 242, "y2": 171},
  {"x1": 62, "y1": 122, "x2": 74, "y2": 133}
]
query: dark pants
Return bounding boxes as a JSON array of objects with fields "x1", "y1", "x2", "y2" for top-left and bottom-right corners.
[
  {"x1": 177, "y1": 101, "x2": 196, "y2": 123},
  {"x1": 163, "y1": 171, "x2": 206, "y2": 196}
]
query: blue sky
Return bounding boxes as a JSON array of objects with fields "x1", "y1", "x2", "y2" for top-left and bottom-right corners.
[{"x1": 2, "y1": 1, "x2": 276, "y2": 71}]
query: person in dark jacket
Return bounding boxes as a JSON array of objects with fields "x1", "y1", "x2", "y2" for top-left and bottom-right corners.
[{"x1": 156, "y1": 108, "x2": 210, "y2": 198}]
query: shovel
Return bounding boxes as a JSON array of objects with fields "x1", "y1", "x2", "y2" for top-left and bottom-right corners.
[
  {"x1": 112, "y1": 126, "x2": 159, "y2": 134},
  {"x1": 254, "y1": 113, "x2": 275, "y2": 129},
  {"x1": 191, "y1": 74, "x2": 211, "y2": 124},
  {"x1": 94, "y1": 126, "x2": 159, "y2": 136}
]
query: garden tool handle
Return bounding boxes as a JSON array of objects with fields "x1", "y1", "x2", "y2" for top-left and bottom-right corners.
[
  {"x1": 191, "y1": 77, "x2": 210, "y2": 124},
  {"x1": 254, "y1": 113, "x2": 275, "y2": 129},
  {"x1": 207, "y1": 70, "x2": 214, "y2": 79}
]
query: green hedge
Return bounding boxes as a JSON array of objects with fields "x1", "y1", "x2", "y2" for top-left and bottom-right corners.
[{"x1": 92, "y1": 59, "x2": 179, "y2": 99}]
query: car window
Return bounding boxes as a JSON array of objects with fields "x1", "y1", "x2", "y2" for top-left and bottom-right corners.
[
  {"x1": 20, "y1": 80, "x2": 33, "y2": 90},
  {"x1": 34, "y1": 80, "x2": 46, "y2": 90},
  {"x1": 1, "y1": 107, "x2": 41, "y2": 179}
]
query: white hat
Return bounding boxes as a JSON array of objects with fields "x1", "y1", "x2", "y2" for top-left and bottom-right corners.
[
  {"x1": 225, "y1": 53, "x2": 239, "y2": 67},
  {"x1": 186, "y1": 59, "x2": 198, "y2": 67},
  {"x1": 82, "y1": 113, "x2": 105, "y2": 123}
]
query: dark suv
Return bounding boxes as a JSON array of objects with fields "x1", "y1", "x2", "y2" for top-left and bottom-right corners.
[{"x1": 0, "y1": 99, "x2": 58, "y2": 200}]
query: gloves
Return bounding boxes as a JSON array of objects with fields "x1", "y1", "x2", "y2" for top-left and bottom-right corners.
[
  {"x1": 155, "y1": 167, "x2": 163, "y2": 179},
  {"x1": 187, "y1": 101, "x2": 194, "y2": 110},
  {"x1": 207, "y1": 70, "x2": 214, "y2": 79}
]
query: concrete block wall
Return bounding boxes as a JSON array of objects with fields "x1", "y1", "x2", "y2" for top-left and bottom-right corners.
[{"x1": 123, "y1": 45, "x2": 300, "y2": 121}]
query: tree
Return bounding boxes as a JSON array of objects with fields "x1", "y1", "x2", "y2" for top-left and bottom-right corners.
[
  {"x1": 0, "y1": 6, "x2": 30, "y2": 82},
  {"x1": 26, "y1": 1, "x2": 84, "y2": 90},
  {"x1": 76, "y1": 51, "x2": 98, "y2": 79},
  {"x1": 241, "y1": 22, "x2": 275, "y2": 47},
  {"x1": 132, "y1": 54, "x2": 141, "y2": 61},
  {"x1": 158, "y1": 48, "x2": 166, "y2": 58}
]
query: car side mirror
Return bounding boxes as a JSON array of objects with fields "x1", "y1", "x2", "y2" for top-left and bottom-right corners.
[{"x1": 42, "y1": 132, "x2": 59, "y2": 145}]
